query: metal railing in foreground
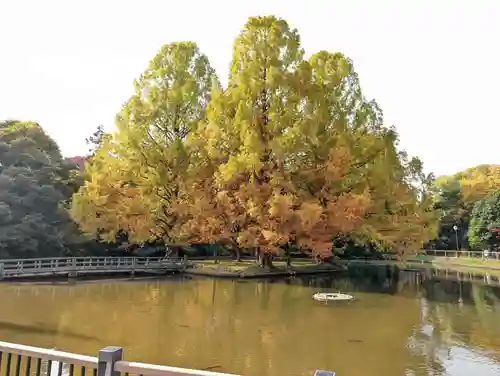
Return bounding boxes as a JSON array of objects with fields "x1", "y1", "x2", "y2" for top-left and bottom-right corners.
[
  {"x1": 0, "y1": 341, "x2": 236, "y2": 376},
  {"x1": 0, "y1": 341, "x2": 335, "y2": 376}
]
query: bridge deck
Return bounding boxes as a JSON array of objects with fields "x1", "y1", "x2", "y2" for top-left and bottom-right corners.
[{"x1": 0, "y1": 257, "x2": 186, "y2": 280}]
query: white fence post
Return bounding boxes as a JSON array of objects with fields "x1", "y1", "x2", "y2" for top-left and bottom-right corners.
[{"x1": 98, "y1": 346, "x2": 122, "y2": 376}]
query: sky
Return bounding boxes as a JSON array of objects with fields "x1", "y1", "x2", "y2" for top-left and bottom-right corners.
[{"x1": 0, "y1": 0, "x2": 498, "y2": 177}]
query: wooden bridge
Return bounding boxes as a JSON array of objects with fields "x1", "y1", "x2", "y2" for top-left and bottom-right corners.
[
  {"x1": 0, "y1": 257, "x2": 187, "y2": 281},
  {"x1": 0, "y1": 341, "x2": 334, "y2": 376}
]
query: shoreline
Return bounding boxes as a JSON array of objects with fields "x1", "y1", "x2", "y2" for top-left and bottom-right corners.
[
  {"x1": 0, "y1": 260, "x2": 346, "y2": 284},
  {"x1": 185, "y1": 262, "x2": 346, "y2": 279},
  {"x1": 2, "y1": 256, "x2": 500, "y2": 284},
  {"x1": 343, "y1": 256, "x2": 500, "y2": 272}
]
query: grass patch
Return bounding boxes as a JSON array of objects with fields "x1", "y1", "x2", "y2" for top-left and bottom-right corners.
[
  {"x1": 416, "y1": 255, "x2": 500, "y2": 269},
  {"x1": 193, "y1": 259, "x2": 316, "y2": 271},
  {"x1": 190, "y1": 259, "x2": 343, "y2": 278}
]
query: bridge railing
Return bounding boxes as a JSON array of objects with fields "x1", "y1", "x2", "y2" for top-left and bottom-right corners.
[
  {"x1": 0, "y1": 257, "x2": 174, "y2": 273},
  {"x1": 0, "y1": 257, "x2": 188, "y2": 280},
  {"x1": 422, "y1": 250, "x2": 500, "y2": 260}
]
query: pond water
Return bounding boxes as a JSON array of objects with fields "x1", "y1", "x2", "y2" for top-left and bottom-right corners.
[{"x1": 1, "y1": 265, "x2": 500, "y2": 376}]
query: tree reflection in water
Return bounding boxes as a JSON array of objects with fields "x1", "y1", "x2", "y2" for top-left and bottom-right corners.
[{"x1": 0, "y1": 267, "x2": 500, "y2": 376}]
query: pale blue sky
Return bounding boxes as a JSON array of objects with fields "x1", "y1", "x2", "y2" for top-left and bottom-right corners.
[{"x1": 0, "y1": 0, "x2": 498, "y2": 176}]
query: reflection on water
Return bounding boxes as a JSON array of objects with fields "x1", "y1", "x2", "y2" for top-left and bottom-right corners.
[{"x1": 1, "y1": 266, "x2": 500, "y2": 376}]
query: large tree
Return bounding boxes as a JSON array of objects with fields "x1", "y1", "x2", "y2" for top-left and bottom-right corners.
[
  {"x1": 71, "y1": 42, "x2": 219, "y2": 246},
  {"x1": 72, "y1": 16, "x2": 437, "y2": 262},
  {"x1": 182, "y1": 16, "x2": 310, "y2": 266},
  {"x1": 181, "y1": 16, "x2": 436, "y2": 265},
  {"x1": 0, "y1": 121, "x2": 77, "y2": 258}
]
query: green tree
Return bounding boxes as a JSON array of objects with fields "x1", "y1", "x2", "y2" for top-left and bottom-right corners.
[
  {"x1": 0, "y1": 121, "x2": 76, "y2": 258},
  {"x1": 430, "y1": 165, "x2": 500, "y2": 250},
  {"x1": 432, "y1": 177, "x2": 469, "y2": 249},
  {"x1": 468, "y1": 191, "x2": 500, "y2": 250}
]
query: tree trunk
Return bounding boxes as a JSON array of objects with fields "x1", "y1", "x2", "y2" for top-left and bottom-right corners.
[
  {"x1": 284, "y1": 245, "x2": 292, "y2": 268},
  {"x1": 165, "y1": 245, "x2": 179, "y2": 259},
  {"x1": 235, "y1": 248, "x2": 241, "y2": 262},
  {"x1": 213, "y1": 244, "x2": 219, "y2": 264},
  {"x1": 256, "y1": 249, "x2": 273, "y2": 268}
]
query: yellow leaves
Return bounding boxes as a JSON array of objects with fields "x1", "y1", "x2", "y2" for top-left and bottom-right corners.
[
  {"x1": 361, "y1": 186, "x2": 437, "y2": 255},
  {"x1": 268, "y1": 193, "x2": 295, "y2": 219},
  {"x1": 217, "y1": 156, "x2": 245, "y2": 184},
  {"x1": 437, "y1": 164, "x2": 500, "y2": 207},
  {"x1": 326, "y1": 147, "x2": 351, "y2": 181},
  {"x1": 69, "y1": 16, "x2": 437, "y2": 262},
  {"x1": 246, "y1": 202, "x2": 261, "y2": 220},
  {"x1": 297, "y1": 202, "x2": 323, "y2": 232}
]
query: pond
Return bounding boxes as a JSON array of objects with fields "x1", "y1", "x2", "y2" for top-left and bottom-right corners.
[{"x1": 1, "y1": 265, "x2": 500, "y2": 376}]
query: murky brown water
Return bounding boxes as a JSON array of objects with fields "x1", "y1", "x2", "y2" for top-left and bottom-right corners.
[{"x1": 1, "y1": 265, "x2": 500, "y2": 376}]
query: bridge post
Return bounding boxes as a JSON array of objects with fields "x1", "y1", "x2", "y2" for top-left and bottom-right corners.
[
  {"x1": 0, "y1": 263, "x2": 4, "y2": 280},
  {"x1": 98, "y1": 346, "x2": 122, "y2": 376}
]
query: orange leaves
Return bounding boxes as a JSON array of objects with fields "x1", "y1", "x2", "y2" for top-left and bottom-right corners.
[
  {"x1": 325, "y1": 147, "x2": 352, "y2": 183},
  {"x1": 296, "y1": 202, "x2": 322, "y2": 232},
  {"x1": 268, "y1": 193, "x2": 295, "y2": 220},
  {"x1": 280, "y1": 146, "x2": 373, "y2": 258},
  {"x1": 443, "y1": 164, "x2": 500, "y2": 207},
  {"x1": 334, "y1": 194, "x2": 371, "y2": 227},
  {"x1": 179, "y1": 143, "x2": 375, "y2": 259},
  {"x1": 293, "y1": 193, "x2": 371, "y2": 258}
]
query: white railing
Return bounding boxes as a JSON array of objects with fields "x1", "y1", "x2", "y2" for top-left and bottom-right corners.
[
  {"x1": 0, "y1": 257, "x2": 186, "y2": 280},
  {"x1": 114, "y1": 360, "x2": 238, "y2": 376},
  {"x1": 0, "y1": 342, "x2": 237, "y2": 376},
  {"x1": 0, "y1": 341, "x2": 97, "y2": 376},
  {"x1": 0, "y1": 341, "x2": 335, "y2": 376},
  {"x1": 422, "y1": 249, "x2": 500, "y2": 260}
]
